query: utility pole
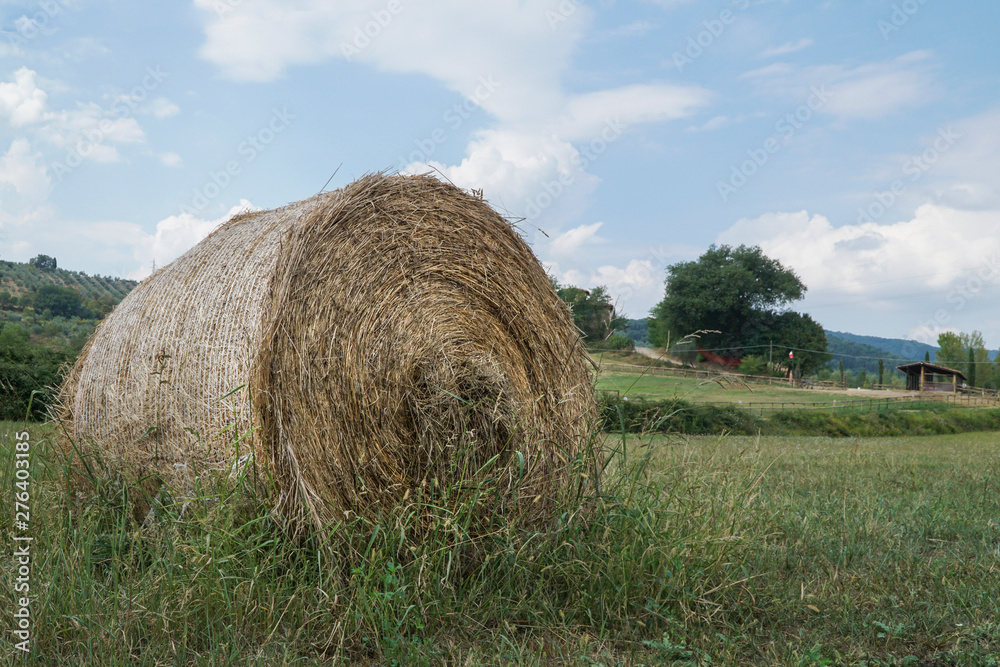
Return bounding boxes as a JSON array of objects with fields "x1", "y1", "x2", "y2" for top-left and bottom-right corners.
[{"x1": 768, "y1": 340, "x2": 773, "y2": 384}]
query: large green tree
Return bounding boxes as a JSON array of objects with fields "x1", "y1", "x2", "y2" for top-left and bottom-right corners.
[
  {"x1": 649, "y1": 244, "x2": 816, "y2": 358},
  {"x1": 28, "y1": 254, "x2": 57, "y2": 270},
  {"x1": 936, "y1": 330, "x2": 990, "y2": 387}
]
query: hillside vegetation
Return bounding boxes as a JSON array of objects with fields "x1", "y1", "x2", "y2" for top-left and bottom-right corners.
[
  {"x1": 0, "y1": 257, "x2": 138, "y2": 419},
  {"x1": 826, "y1": 329, "x2": 939, "y2": 363},
  {"x1": 0, "y1": 258, "x2": 136, "y2": 316},
  {"x1": 824, "y1": 331, "x2": 908, "y2": 375}
]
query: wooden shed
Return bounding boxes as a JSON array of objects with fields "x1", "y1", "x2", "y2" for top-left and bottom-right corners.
[{"x1": 896, "y1": 361, "x2": 967, "y2": 393}]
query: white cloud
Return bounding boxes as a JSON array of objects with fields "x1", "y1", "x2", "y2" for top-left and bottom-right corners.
[
  {"x1": 39, "y1": 104, "x2": 145, "y2": 153},
  {"x1": 407, "y1": 129, "x2": 601, "y2": 229},
  {"x1": 759, "y1": 38, "x2": 813, "y2": 58},
  {"x1": 195, "y1": 1, "x2": 684, "y2": 238},
  {"x1": 195, "y1": 0, "x2": 583, "y2": 124},
  {"x1": 686, "y1": 115, "x2": 730, "y2": 132},
  {"x1": 0, "y1": 67, "x2": 48, "y2": 126},
  {"x1": 143, "y1": 97, "x2": 180, "y2": 118},
  {"x1": 560, "y1": 83, "x2": 710, "y2": 141},
  {"x1": 742, "y1": 51, "x2": 937, "y2": 119},
  {"x1": 0, "y1": 139, "x2": 51, "y2": 203},
  {"x1": 550, "y1": 222, "x2": 603, "y2": 256},
  {"x1": 0, "y1": 68, "x2": 152, "y2": 168},
  {"x1": 160, "y1": 151, "x2": 183, "y2": 167},
  {"x1": 717, "y1": 206, "x2": 1000, "y2": 337}
]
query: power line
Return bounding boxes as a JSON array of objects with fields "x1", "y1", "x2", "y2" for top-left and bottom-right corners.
[{"x1": 686, "y1": 343, "x2": 999, "y2": 364}]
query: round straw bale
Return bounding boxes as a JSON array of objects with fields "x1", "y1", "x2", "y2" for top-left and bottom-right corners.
[{"x1": 60, "y1": 173, "x2": 595, "y2": 530}]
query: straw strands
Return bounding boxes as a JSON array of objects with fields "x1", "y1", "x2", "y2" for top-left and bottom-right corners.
[{"x1": 60, "y1": 173, "x2": 595, "y2": 531}]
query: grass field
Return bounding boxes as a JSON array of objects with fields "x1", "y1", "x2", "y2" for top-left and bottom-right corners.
[
  {"x1": 594, "y1": 370, "x2": 826, "y2": 403},
  {"x1": 664, "y1": 431, "x2": 1000, "y2": 664},
  {"x1": 3, "y1": 420, "x2": 999, "y2": 664},
  {"x1": 590, "y1": 351, "x2": 851, "y2": 404}
]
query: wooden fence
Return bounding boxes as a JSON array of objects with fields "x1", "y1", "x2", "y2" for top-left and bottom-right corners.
[{"x1": 594, "y1": 360, "x2": 1000, "y2": 412}]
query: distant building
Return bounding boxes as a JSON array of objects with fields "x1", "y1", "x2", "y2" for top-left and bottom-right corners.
[{"x1": 895, "y1": 361, "x2": 967, "y2": 393}]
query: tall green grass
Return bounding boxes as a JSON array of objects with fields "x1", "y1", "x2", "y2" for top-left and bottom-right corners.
[
  {"x1": 0, "y1": 423, "x2": 764, "y2": 665},
  {"x1": 6, "y1": 421, "x2": 998, "y2": 664}
]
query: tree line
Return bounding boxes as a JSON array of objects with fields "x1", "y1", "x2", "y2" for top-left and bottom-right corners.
[
  {"x1": 552, "y1": 245, "x2": 829, "y2": 373},
  {"x1": 936, "y1": 330, "x2": 1000, "y2": 389},
  {"x1": 554, "y1": 244, "x2": 1000, "y2": 392}
]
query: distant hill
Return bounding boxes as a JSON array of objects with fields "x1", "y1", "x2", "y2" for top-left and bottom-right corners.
[
  {"x1": 619, "y1": 323, "x2": 942, "y2": 376},
  {"x1": 0, "y1": 259, "x2": 137, "y2": 305},
  {"x1": 824, "y1": 332, "x2": 911, "y2": 375},
  {"x1": 825, "y1": 330, "x2": 937, "y2": 363}
]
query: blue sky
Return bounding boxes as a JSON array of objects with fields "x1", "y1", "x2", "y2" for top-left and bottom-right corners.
[{"x1": 1, "y1": 0, "x2": 999, "y2": 345}]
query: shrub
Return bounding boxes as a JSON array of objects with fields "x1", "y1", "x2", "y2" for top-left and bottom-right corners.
[
  {"x1": 738, "y1": 354, "x2": 768, "y2": 376},
  {"x1": 590, "y1": 333, "x2": 636, "y2": 351}
]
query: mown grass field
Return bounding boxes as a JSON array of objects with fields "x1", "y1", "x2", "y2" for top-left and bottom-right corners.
[
  {"x1": 2, "y1": 420, "x2": 999, "y2": 665},
  {"x1": 589, "y1": 351, "x2": 851, "y2": 404},
  {"x1": 594, "y1": 370, "x2": 826, "y2": 403}
]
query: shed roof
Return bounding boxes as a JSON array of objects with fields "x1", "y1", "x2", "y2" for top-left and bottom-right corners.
[{"x1": 895, "y1": 361, "x2": 967, "y2": 382}]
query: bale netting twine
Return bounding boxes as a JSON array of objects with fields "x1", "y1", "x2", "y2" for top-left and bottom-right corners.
[{"x1": 60, "y1": 173, "x2": 596, "y2": 531}]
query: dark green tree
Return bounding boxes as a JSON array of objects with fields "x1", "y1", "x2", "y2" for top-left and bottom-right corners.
[
  {"x1": 649, "y1": 244, "x2": 810, "y2": 355},
  {"x1": 968, "y1": 346, "x2": 976, "y2": 387},
  {"x1": 28, "y1": 254, "x2": 57, "y2": 270},
  {"x1": 33, "y1": 284, "x2": 91, "y2": 318},
  {"x1": 878, "y1": 358, "x2": 885, "y2": 386}
]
